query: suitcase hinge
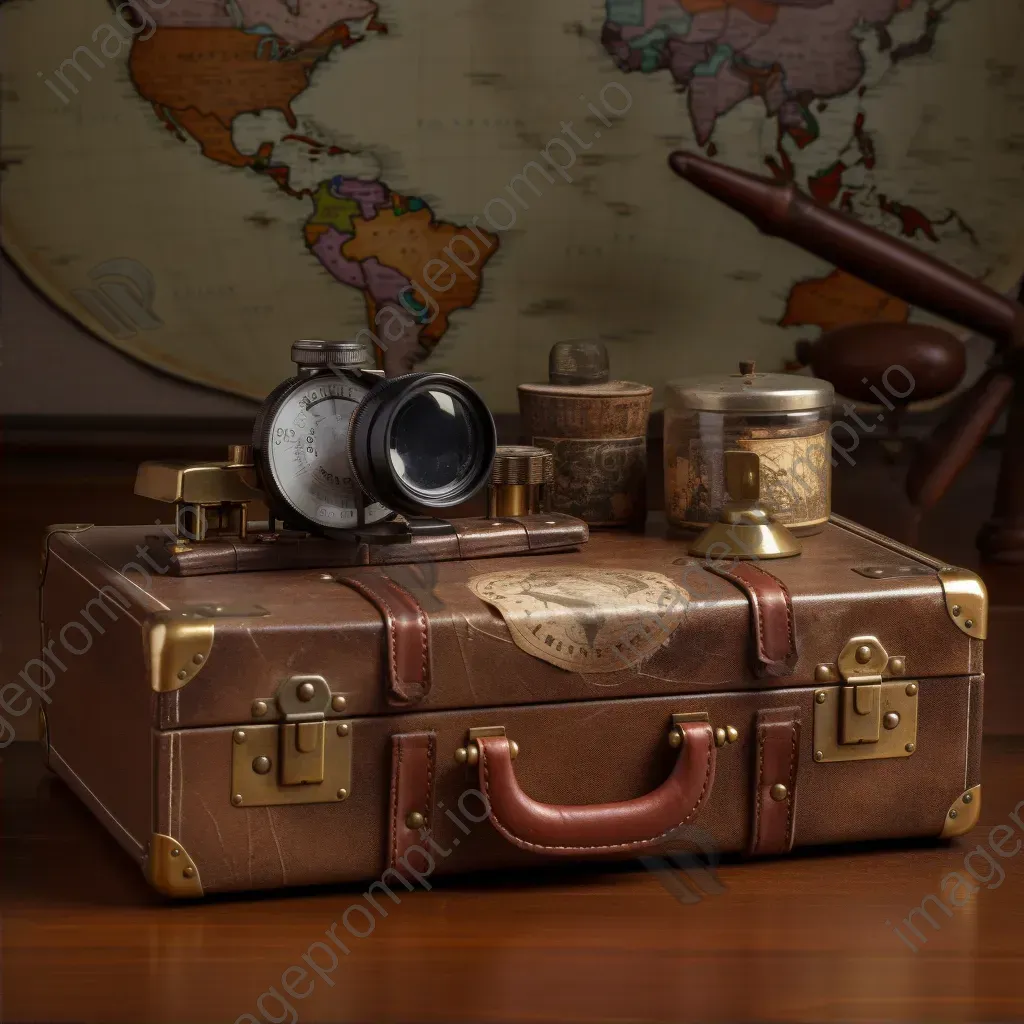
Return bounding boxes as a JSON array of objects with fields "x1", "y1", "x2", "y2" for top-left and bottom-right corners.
[
  {"x1": 230, "y1": 675, "x2": 353, "y2": 807},
  {"x1": 812, "y1": 636, "x2": 919, "y2": 763}
]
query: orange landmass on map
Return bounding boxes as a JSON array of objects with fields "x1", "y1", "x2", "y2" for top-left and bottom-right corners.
[
  {"x1": 342, "y1": 208, "x2": 499, "y2": 340},
  {"x1": 129, "y1": 23, "x2": 357, "y2": 167},
  {"x1": 781, "y1": 269, "x2": 909, "y2": 332},
  {"x1": 304, "y1": 222, "x2": 330, "y2": 246},
  {"x1": 680, "y1": 0, "x2": 779, "y2": 24}
]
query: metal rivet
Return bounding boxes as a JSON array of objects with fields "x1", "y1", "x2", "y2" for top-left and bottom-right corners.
[
  {"x1": 855, "y1": 644, "x2": 872, "y2": 664},
  {"x1": 509, "y1": 740, "x2": 520, "y2": 760},
  {"x1": 337, "y1": 723, "x2": 349, "y2": 737},
  {"x1": 233, "y1": 729, "x2": 246, "y2": 744},
  {"x1": 454, "y1": 747, "x2": 469, "y2": 764},
  {"x1": 964, "y1": 619, "x2": 974, "y2": 630},
  {"x1": 770, "y1": 783, "x2": 788, "y2": 802},
  {"x1": 406, "y1": 811, "x2": 425, "y2": 830},
  {"x1": 963, "y1": 792, "x2": 973, "y2": 805},
  {"x1": 232, "y1": 794, "x2": 243, "y2": 806},
  {"x1": 951, "y1": 604, "x2": 961, "y2": 617},
  {"x1": 889, "y1": 658, "x2": 905, "y2": 675},
  {"x1": 297, "y1": 681, "x2": 316, "y2": 702},
  {"x1": 883, "y1": 712, "x2": 900, "y2": 731},
  {"x1": 815, "y1": 690, "x2": 827, "y2": 704},
  {"x1": 814, "y1": 665, "x2": 832, "y2": 682},
  {"x1": 177, "y1": 669, "x2": 188, "y2": 680},
  {"x1": 906, "y1": 683, "x2": 918, "y2": 697},
  {"x1": 337, "y1": 788, "x2": 348, "y2": 800},
  {"x1": 905, "y1": 742, "x2": 915, "y2": 754},
  {"x1": 331, "y1": 695, "x2": 347, "y2": 713},
  {"x1": 949, "y1": 808, "x2": 958, "y2": 819},
  {"x1": 192, "y1": 653, "x2": 204, "y2": 665},
  {"x1": 725, "y1": 725, "x2": 739, "y2": 744},
  {"x1": 320, "y1": 574, "x2": 334, "y2": 581},
  {"x1": 814, "y1": 750, "x2": 824, "y2": 762},
  {"x1": 251, "y1": 700, "x2": 269, "y2": 717},
  {"x1": 714, "y1": 727, "x2": 727, "y2": 748},
  {"x1": 183, "y1": 866, "x2": 195, "y2": 879},
  {"x1": 252, "y1": 755, "x2": 272, "y2": 775},
  {"x1": 170, "y1": 848, "x2": 180, "y2": 858}
]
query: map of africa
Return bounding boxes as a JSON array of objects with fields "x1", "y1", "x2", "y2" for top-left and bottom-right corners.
[{"x1": 2, "y1": 0, "x2": 1023, "y2": 410}]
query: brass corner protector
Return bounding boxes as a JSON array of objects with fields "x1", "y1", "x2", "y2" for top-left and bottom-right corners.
[
  {"x1": 146, "y1": 833, "x2": 204, "y2": 898},
  {"x1": 144, "y1": 616, "x2": 215, "y2": 693},
  {"x1": 938, "y1": 568, "x2": 988, "y2": 640},
  {"x1": 940, "y1": 785, "x2": 982, "y2": 839}
]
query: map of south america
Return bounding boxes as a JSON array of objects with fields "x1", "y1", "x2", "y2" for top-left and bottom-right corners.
[{"x1": 128, "y1": 0, "x2": 498, "y2": 374}]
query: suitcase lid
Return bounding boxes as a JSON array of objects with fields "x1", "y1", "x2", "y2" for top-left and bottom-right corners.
[{"x1": 42, "y1": 516, "x2": 984, "y2": 732}]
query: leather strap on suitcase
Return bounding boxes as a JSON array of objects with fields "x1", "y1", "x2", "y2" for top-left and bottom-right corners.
[
  {"x1": 705, "y1": 561, "x2": 798, "y2": 677},
  {"x1": 336, "y1": 569, "x2": 431, "y2": 706}
]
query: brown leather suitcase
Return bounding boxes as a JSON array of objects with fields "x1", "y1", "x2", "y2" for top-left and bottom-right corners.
[{"x1": 35, "y1": 515, "x2": 984, "y2": 898}]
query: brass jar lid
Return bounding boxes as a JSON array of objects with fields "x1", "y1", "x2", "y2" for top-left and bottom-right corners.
[{"x1": 666, "y1": 361, "x2": 833, "y2": 413}]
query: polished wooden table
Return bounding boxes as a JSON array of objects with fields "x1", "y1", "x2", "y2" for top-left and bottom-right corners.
[{"x1": 4, "y1": 738, "x2": 1024, "y2": 1023}]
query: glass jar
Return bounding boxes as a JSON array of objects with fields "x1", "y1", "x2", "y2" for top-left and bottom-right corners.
[{"x1": 664, "y1": 364, "x2": 834, "y2": 536}]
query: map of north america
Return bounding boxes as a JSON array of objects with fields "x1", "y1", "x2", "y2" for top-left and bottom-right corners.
[{"x1": 130, "y1": 0, "x2": 498, "y2": 374}]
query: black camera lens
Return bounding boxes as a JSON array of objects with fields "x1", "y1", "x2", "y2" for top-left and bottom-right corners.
[{"x1": 349, "y1": 372, "x2": 496, "y2": 514}]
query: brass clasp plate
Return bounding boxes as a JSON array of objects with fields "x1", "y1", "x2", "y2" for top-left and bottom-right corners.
[
  {"x1": 230, "y1": 675, "x2": 352, "y2": 807},
  {"x1": 812, "y1": 636, "x2": 919, "y2": 763}
]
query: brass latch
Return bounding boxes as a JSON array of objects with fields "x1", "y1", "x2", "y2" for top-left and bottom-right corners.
[
  {"x1": 812, "y1": 636, "x2": 918, "y2": 763},
  {"x1": 837, "y1": 638, "x2": 888, "y2": 745},
  {"x1": 230, "y1": 675, "x2": 352, "y2": 807},
  {"x1": 277, "y1": 675, "x2": 330, "y2": 785}
]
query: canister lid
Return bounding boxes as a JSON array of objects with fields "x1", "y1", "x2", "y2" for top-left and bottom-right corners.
[
  {"x1": 548, "y1": 340, "x2": 610, "y2": 386},
  {"x1": 666, "y1": 361, "x2": 834, "y2": 413}
]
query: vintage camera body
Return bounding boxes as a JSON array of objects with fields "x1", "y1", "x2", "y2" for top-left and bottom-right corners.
[{"x1": 134, "y1": 341, "x2": 582, "y2": 576}]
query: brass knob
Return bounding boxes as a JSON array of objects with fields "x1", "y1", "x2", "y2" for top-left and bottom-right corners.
[
  {"x1": 487, "y1": 446, "x2": 554, "y2": 517},
  {"x1": 455, "y1": 738, "x2": 518, "y2": 765},
  {"x1": 714, "y1": 725, "x2": 740, "y2": 748},
  {"x1": 227, "y1": 444, "x2": 253, "y2": 465},
  {"x1": 673, "y1": 724, "x2": 737, "y2": 748}
]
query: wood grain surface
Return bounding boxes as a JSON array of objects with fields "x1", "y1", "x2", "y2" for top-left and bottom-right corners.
[{"x1": 4, "y1": 737, "x2": 1024, "y2": 1023}]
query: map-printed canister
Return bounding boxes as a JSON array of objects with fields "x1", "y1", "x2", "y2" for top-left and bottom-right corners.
[
  {"x1": 518, "y1": 341, "x2": 653, "y2": 528},
  {"x1": 664, "y1": 362, "x2": 835, "y2": 536}
]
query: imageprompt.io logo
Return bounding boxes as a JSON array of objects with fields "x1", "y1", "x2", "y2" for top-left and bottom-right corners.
[
  {"x1": 73, "y1": 258, "x2": 163, "y2": 340},
  {"x1": 639, "y1": 824, "x2": 726, "y2": 904}
]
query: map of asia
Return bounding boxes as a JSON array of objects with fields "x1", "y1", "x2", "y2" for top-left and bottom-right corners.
[{"x1": 2, "y1": 0, "x2": 1022, "y2": 408}]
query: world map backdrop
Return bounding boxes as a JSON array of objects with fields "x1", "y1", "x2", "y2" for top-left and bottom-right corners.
[{"x1": 2, "y1": 0, "x2": 1023, "y2": 410}]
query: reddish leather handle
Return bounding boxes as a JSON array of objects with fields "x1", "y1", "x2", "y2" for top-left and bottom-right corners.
[{"x1": 475, "y1": 723, "x2": 716, "y2": 856}]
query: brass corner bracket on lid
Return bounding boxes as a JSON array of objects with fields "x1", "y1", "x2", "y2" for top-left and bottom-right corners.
[{"x1": 937, "y1": 568, "x2": 988, "y2": 639}]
